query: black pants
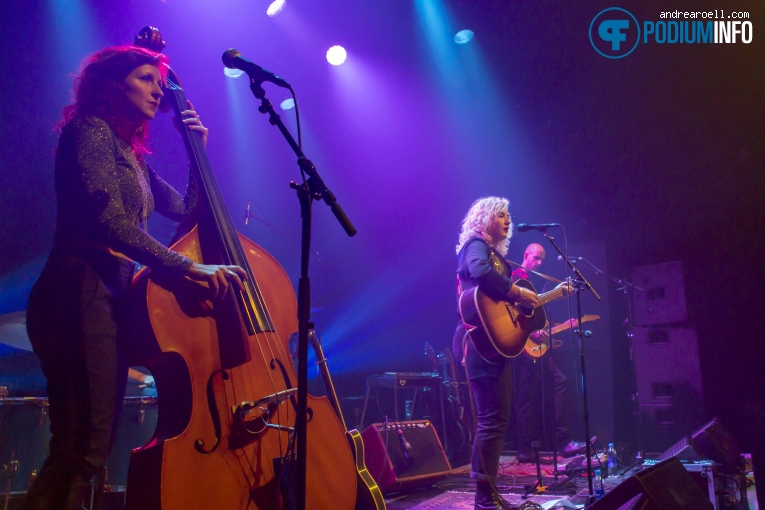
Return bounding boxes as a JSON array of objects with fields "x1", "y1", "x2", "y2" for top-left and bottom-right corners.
[
  {"x1": 455, "y1": 324, "x2": 513, "y2": 482},
  {"x1": 23, "y1": 248, "x2": 134, "y2": 510},
  {"x1": 468, "y1": 370, "x2": 513, "y2": 481},
  {"x1": 514, "y1": 354, "x2": 569, "y2": 454}
]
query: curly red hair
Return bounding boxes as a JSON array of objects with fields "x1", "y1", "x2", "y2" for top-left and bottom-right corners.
[{"x1": 60, "y1": 45, "x2": 169, "y2": 157}]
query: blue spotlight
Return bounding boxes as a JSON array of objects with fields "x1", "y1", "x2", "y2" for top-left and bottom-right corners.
[
  {"x1": 267, "y1": 0, "x2": 286, "y2": 17},
  {"x1": 280, "y1": 98, "x2": 295, "y2": 110},
  {"x1": 326, "y1": 45, "x2": 347, "y2": 66},
  {"x1": 224, "y1": 67, "x2": 245, "y2": 79},
  {"x1": 454, "y1": 29, "x2": 474, "y2": 44}
]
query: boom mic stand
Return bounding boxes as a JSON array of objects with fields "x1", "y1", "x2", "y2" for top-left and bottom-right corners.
[
  {"x1": 244, "y1": 76, "x2": 356, "y2": 510},
  {"x1": 572, "y1": 257, "x2": 645, "y2": 474},
  {"x1": 540, "y1": 230, "x2": 601, "y2": 506}
]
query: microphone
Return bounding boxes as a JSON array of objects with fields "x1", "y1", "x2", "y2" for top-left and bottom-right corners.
[
  {"x1": 222, "y1": 49, "x2": 291, "y2": 89},
  {"x1": 244, "y1": 201, "x2": 251, "y2": 225},
  {"x1": 398, "y1": 429, "x2": 413, "y2": 464},
  {"x1": 516, "y1": 223, "x2": 559, "y2": 232},
  {"x1": 557, "y1": 255, "x2": 583, "y2": 262}
]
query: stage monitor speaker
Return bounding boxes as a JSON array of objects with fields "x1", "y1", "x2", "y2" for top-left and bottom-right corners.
[
  {"x1": 632, "y1": 261, "x2": 687, "y2": 326},
  {"x1": 361, "y1": 420, "x2": 452, "y2": 494},
  {"x1": 588, "y1": 457, "x2": 713, "y2": 509},
  {"x1": 657, "y1": 417, "x2": 740, "y2": 468}
]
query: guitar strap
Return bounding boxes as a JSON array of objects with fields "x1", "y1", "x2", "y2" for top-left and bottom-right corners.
[{"x1": 504, "y1": 259, "x2": 562, "y2": 285}]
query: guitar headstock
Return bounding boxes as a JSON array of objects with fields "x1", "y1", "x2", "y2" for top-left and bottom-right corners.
[
  {"x1": 556, "y1": 277, "x2": 575, "y2": 295},
  {"x1": 423, "y1": 342, "x2": 438, "y2": 373}
]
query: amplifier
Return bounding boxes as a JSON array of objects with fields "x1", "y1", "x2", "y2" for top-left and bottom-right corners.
[{"x1": 361, "y1": 420, "x2": 452, "y2": 494}]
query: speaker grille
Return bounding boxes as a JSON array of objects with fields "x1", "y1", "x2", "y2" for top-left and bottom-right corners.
[{"x1": 361, "y1": 420, "x2": 452, "y2": 494}]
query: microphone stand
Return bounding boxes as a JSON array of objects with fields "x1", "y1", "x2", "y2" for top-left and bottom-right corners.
[
  {"x1": 246, "y1": 78, "x2": 356, "y2": 510},
  {"x1": 572, "y1": 257, "x2": 645, "y2": 474},
  {"x1": 540, "y1": 230, "x2": 601, "y2": 506}
]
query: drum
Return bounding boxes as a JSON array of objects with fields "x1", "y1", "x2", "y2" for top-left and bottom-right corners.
[
  {"x1": 103, "y1": 396, "x2": 158, "y2": 491},
  {"x1": 0, "y1": 397, "x2": 50, "y2": 494},
  {"x1": 0, "y1": 395, "x2": 158, "y2": 496}
]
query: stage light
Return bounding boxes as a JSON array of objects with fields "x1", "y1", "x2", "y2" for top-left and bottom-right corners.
[
  {"x1": 280, "y1": 98, "x2": 295, "y2": 110},
  {"x1": 267, "y1": 0, "x2": 285, "y2": 17},
  {"x1": 454, "y1": 29, "x2": 474, "y2": 44},
  {"x1": 326, "y1": 45, "x2": 347, "y2": 66},
  {"x1": 224, "y1": 67, "x2": 245, "y2": 79}
]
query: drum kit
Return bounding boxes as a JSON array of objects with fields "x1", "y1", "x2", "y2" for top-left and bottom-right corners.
[{"x1": 0, "y1": 311, "x2": 158, "y2": 503}]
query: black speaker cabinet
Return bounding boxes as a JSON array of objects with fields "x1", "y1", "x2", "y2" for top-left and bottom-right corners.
[
  {"x1": 657, "y1": 417, "x2": 740, "y2": 468},
  {"x1": 589, "y1": 457, "x2": 713, "y2": 509},
  {"x1": 361, "y1": 420, "x2": 452, "y2": 494}
]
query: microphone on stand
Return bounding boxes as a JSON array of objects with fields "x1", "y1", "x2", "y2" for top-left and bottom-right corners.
[
  {"x1": 516, "y1": 223, "x2": 559, "y2": 232},
  {"x1": 244, "y1": 201, "x2": 251, "y2": 225},
  {"x1": 222, "y1": 49, "x2": 291, "y2": 89},
  {"x1": 557, "y1": 255, "x2": 583, "y2": 262},
  {"x1": 398, "y1": 428, "x2": 414, "y2": 464}
]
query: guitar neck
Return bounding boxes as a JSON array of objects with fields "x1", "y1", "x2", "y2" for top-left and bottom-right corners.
[
  {"x1": 545, "y1": 315, "x2": 599, "y2": 335},
  {"x1": 536, "y1": 285, "x2": 567, "y2": 308}
]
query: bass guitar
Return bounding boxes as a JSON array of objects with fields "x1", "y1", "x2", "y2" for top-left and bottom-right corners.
[
  {"x1": 523, "y1": 314, "x2": 600, "y2": 358},
  {"x1": 459, "y1": 279, "x2": 572, "y2": 361}
]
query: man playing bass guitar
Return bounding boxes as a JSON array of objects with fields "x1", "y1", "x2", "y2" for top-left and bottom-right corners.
[{"x1": 511, "y1": 243, "x2": 587, "y2": 463}]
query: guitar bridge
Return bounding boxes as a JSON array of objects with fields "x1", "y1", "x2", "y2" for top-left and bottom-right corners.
[{"x1": 505, "y1": 302, "x2": 518, "y2": 323}]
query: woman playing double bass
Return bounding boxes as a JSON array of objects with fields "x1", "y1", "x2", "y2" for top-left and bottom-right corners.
[{"x1": 24, "y1": 45, "x2": 246, "y2": 510}]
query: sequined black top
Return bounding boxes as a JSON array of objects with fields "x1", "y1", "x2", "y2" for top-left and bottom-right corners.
[{"x1": 53, "y1": 115, "x2": 193, "y2": 275}]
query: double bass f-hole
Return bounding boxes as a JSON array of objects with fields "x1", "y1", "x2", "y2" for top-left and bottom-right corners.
[{"x1": 194, "y1": 370, "x2": 228, "y2": 454}]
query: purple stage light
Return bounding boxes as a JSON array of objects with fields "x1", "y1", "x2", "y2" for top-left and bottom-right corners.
[
  {"x1": 224, "y1": 67, "x2": 245, "y2": 79},
  {"x1": 326, "y1": 45, "x2": 347, "y2": 66},
  {"x1": 280, "y1": 98, "x2": 295, "y2": 110},
  {"x1": 454, "y1": 29, "x2": 474, "y2": 44},
  {"x1": 267, "y1": 0, "x2": 285, "y2": 17}
]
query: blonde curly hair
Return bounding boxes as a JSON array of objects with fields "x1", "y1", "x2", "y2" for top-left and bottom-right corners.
[{"x1": 456, "y1": 196, "x2": 512, "y2": 256}]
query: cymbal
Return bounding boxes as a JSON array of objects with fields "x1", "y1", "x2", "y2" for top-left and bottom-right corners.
[{"x1": 0, "y1": 311, "x2": 33, "y2": 351}]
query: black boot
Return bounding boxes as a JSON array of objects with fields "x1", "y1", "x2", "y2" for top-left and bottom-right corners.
[{"x1": 475, "y1": 481, "x2": 517, "y2": 510}]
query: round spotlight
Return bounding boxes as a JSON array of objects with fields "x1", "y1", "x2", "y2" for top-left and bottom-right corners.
[
  {"x1": 454, "y1": 29, "x2": 474, "y2": 44},
  {"x1": 224, "y1": 67, "x2": 245, "y2": 79},
  {"x1": 280, "y1": 98, "x2": 295, "y2": 110},
  {"x1": 267, "y1": 0, "x2": 286, "y2": 17},
  {"x1": 326, "y1": 45, "x2": 347, "y2": 66}
]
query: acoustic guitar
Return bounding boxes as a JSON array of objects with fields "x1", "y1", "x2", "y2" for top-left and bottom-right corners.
[
  {"x1": 308, "y1": 331, "x2": 386, "y2": 510},
  {"x1": 458, "y1": 279, "x2": 573, "y2": 361},
  {"x1": 523, "y1": 314, "x2": 600, "y2": 358}
]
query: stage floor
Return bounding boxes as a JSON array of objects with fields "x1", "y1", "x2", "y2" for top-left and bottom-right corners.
[
  {"x1": 385, "y1": 453, "x2": 611, "y2": 510},
  {"x1": 384, "y1": 453, "x2": 760, "y2": 510}
]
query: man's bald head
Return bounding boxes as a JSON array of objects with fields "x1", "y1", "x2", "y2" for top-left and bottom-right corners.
[{"x1": 522, "y1": 243, "x2": 546, "y2": 271}]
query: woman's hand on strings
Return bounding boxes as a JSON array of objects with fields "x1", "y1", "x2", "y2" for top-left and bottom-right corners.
[
  {"x1": 187, "y1": 263, "x2": 247, "y2": 301},
  {"x1": 176, "y1": 100, "x2": 209, "y2": 148}
]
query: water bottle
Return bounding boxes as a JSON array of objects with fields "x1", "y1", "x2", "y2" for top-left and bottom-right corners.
[{"x1": 607, "y1": 443, "x2": 617, "y2": 477}]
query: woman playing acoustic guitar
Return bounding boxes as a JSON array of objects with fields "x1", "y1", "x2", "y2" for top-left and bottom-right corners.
[{"x1": 452, "y1": 196, "x2": 539, "y2": 510}]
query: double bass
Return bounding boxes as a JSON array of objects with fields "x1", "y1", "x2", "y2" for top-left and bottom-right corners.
[{"x1": 125, "y1": 27, "x2": 358, "y2": 509}]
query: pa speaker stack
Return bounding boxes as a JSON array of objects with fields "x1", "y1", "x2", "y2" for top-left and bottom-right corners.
[{"x1": 361, "y1": 420, "x2": 452, "y2": 494}]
